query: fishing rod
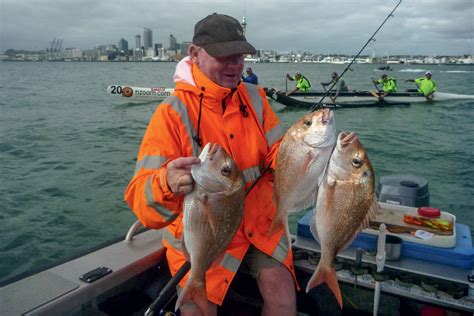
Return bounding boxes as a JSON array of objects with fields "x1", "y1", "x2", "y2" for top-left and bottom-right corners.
[
  {"x1": 321, "y1": 84, "x2": 337, "y2": 103},
  {"x1": 310, "y1": 0, "x2": 403, "y2": 112}
]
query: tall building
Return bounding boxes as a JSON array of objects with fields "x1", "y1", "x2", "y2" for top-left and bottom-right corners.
[
  {"x1": 143, "y1": 27, "x2": 153, "y2": 49},
  {"x1": 242, "y1": 14, "x2": 247, "y2": 36},
  {"x1": 117, "y1": 38, "x2": 128, "y2": 54},
  {"x1": 180, "y1": 41, "x2": 191, "y2": 55},
  {"x1": 169, "y1": 34, "x2": 177, "y2": 50},
  {"x1": 135, "y1": 35, "x2": 141, "y2": 50}
]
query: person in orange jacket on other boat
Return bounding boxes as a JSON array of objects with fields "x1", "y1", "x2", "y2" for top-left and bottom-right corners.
[{"x1": 124, "y1": 13, "x2": 298, "y2": 316}]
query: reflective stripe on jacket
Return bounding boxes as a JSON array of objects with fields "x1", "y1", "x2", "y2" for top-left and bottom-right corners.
[{"x1": 124, "y1": 61, "x2": 297, "y2": 305}]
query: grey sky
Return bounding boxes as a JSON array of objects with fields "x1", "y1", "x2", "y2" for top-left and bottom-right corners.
[{"x1": 1, "y1": 0, "x2": 473, "y2": 55}]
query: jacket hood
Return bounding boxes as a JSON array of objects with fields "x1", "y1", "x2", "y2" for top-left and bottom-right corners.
[{"x1": 173, "y1": 56, "x2": 240, "y2": 102}]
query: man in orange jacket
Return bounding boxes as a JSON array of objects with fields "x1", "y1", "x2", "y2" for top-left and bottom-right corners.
[{"x1": 125, "y1": 13, "x2": 297, "y2": 316}]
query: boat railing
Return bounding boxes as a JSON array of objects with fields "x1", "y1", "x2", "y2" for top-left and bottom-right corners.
[{"x1": 125, "y1": 219, "x2": 143, "y2": 242}]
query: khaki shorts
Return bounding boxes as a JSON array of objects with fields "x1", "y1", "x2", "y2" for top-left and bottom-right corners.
[
  {"x1": 176, "y1": 245, "x2": 282, "y2": 309},
  {"x1": 239, "y1": 245, "x2": 283, "y2": 279}
]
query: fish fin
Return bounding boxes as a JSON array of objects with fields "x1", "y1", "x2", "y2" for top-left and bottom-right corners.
[
  {"x1": 292, "y1": 151, "x2": 318, "y2": 212},
  {"x1": 287, "y1": 168, "x2": 322, "y2": 213},
  {"x1": 368, "y1": 198, "x2": 380, "y2": 219},
  {"x1": 300, "y1": 150, "x2": 316, "y2": 174},
  {"x1": 358, "y1": 198, "x2": 380, "y2": 232},
  {"x1": 175, "y1": 281, "x2": 210, "y2": 316},
  {"x1": 268, "y1": 216, "x2": 284, "y2": 237},
  {"x1": 309, "y1": 212, "x2": 320, "y2": 244},
  {"x1": 181, "y1": 231, "x2": 190, "y2": 262},
  {"x1": 288, "y1": 187, "x2": 319, "y2": 214},
  {"x1": 199, "y1": 193, "x2": 218, "y2": 237},
  {"x1": 268, "y1": 212, "x2": 292, "y2": 253},
  {"x1": 327, "y1": 176, "x2": 337, "y2": 187},
  {"x1": 210, "y1": 251, "x2": 226, "y2": 269},
  {"x1": 306, "y1": 264, "x2": 342, "y2": 309}
]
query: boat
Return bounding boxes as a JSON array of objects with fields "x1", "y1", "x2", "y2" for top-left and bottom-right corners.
[
  {"x1": 264, "y1": 88, "x2": 474, "y2": 109},
  {"x1": 376, "y1": 66, "x2": 393, "y2": 71},
  {"x1": 107, "y1": 84, "x2": 174, "y2": 101},
  {"x1": 1, "y1": 175, "x2": 473, "y2": 315}
]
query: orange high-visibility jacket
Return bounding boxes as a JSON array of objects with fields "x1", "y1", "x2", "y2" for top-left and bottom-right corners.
[{"x1": 124, "y1": 58, "x2": 296, "y2": 305}]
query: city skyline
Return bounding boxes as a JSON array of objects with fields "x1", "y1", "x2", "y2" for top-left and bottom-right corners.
[{"x1": 1, "y1": 0, "x2": 473, "y2": 55}]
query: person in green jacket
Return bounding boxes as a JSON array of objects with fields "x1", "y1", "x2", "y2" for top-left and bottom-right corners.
[
  {"x1": 370, "y1": 74, "x2": 397, "y2": 100},
  {"x1": 286, "y1": 72, "x2": 311, "y2": 96},
  {"x1": 406, "y1": 71, "x2": 437, "y2": 101}
]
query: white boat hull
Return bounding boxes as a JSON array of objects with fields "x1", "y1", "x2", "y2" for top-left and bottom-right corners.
[
  {"x1": 107, "y1": 85, "x2": 174, "y2": 101},
  {"x1": 290, "y1": 92, "x2": 474, "y2": 104}
]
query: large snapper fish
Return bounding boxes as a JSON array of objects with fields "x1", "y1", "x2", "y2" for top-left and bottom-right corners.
[
  {"x1": 175, "y1": 143, "x2": 245, "y2": 315},
  {"x1": 271, "y1": 108, "x2": 336, "y2": 236},
  {"x1": 307, "y1": 132, "x2": 379, "y2": 309}
]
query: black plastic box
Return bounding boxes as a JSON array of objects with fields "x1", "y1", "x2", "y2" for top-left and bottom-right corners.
[{"x1": 376, "y1": 174, "x2": 430, "y2": 207}]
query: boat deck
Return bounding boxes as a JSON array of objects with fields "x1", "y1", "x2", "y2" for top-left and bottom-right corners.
[{"x1": 294, "y1": 235, "x2": 474, "y2": 313}]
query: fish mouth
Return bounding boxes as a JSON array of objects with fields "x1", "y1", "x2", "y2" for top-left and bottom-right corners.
[
  {"x1": 208, "y1": 143, "x2": 220, "y2": 161},
  {"x1": 321, "y1": 109, "x2": 332, "y2": 125},
  {"x1": 198, "y1": 143, "x2": 221, "y2": 162},
  {"x1": 338, "y1": 132, "x2": 356, "y2": 148}
]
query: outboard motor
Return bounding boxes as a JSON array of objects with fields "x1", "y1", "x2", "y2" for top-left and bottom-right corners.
[{"x1": 376, "y1": 174, "x2": 430, "y2": 207}]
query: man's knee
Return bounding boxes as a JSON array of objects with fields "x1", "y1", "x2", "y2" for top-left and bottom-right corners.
[
  {"x1": 257, "y1": 266, "x2": 296, "y2": 306},
  {"x1": 179, "y1": 302, "x2": 217, "y2": 316}
]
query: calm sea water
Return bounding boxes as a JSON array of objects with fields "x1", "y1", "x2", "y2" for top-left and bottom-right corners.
[{"x1": 0, "y1": 61, "x2": 473, "y2": 282}]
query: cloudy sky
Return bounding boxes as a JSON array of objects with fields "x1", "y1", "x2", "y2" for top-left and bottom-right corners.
[{"x1": 1, "y1": 0, "x2": 473, "y2": 55}]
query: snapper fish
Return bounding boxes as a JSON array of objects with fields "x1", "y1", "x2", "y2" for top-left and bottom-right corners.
[
  {"x1": 306, "y1": 132, "x2": 379, "y2": 309},
  {"x1": 271, "y1": 108, "x2": 336, "y2": 237},
  {"x1": 175, "y1": 143, "x2": 245, "y2": 316}
]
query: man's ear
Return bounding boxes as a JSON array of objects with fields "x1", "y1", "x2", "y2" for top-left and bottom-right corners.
[{"x1": 188, "y1": 44, "x2": 200, "y2": 65}]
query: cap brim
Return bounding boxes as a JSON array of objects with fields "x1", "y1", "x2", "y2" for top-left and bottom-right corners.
[{"x1": 202, "y1": 40, "x2": 256, "y2": 58}]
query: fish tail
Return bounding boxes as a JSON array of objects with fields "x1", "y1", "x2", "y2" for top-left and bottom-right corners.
[
  {"x1": 306, "y1": 264, "x2": 342, "y2": 309},
  {"x1": 175, "y1": 280, "x2": 210, "y2": 316},
  {"x1": 268, "y1": 211, "x2": 286, "y2": 238}
]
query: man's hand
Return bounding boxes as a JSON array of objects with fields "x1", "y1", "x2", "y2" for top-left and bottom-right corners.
[{"x1": 166, "y1": 157, "x2": 201, "y2": 195}]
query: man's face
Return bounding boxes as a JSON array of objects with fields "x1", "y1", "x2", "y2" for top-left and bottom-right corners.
[
  {"x1": 425, "y1": 74, "x2": 432, "y2": 79},
  {"x1": 191, "y1": 45, "x2": 244, "y2": 89}
]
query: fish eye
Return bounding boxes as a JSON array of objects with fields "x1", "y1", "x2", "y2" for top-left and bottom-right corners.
[
  {"x1": 304, "y1": 119, "x2": 312, "y2": 127},
  {"x1": 221, "y1": 165, "x2": 231, "y2": 176},
  {"x1": 352, "y1": 157, "x2": 362, "y2": 168}
]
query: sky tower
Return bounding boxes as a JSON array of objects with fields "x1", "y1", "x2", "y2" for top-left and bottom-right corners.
[{"x1": 241, "y1": 12, "x2": 247, "y2": 36}]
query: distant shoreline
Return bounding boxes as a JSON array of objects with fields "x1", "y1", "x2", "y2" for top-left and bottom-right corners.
[{"x1": 1, "y1": 60, "x2": 473, "y2": 66}]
